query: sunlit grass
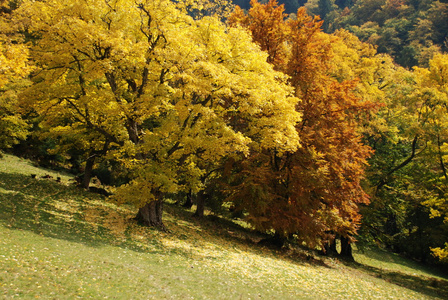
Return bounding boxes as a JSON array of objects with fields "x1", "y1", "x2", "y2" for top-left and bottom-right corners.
[
  {"x1": 1, "y1": 154, "x2": 447, "y2": 299},
  {"x1": 0, "y1": 153, "x2": 74, "y2": 183}
]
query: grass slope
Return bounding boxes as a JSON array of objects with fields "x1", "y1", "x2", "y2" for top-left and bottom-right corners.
[{"x1": 1, "y1": 154, "x2": 447, "y2": 299}]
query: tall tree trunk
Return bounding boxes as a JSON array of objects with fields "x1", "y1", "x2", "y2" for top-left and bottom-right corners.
[
  {"x1": 182, "y1": 189, "x2": 194, "y2": 209},
  {"x1": 194, "y1": 190, "x2": 205, "y2": 218},
  {"x1": 340, "y1": 236, "x2": 354, "y2": 261},
  {"x1": 324, "y1": 236, "x2": 338, "y2": 256},
  {"x1": 82, "y1": 154, "x2": 95, "y2": 189},
  {"x1": 135, "y1": 199, "x2": 166, "y2": 231}
]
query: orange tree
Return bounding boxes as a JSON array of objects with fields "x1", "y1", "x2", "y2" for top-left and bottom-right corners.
[{"x1": 229, "y1": 0, "x2": 376, "y2": 257}]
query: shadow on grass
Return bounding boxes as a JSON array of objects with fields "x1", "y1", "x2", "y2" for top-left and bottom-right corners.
[
  {"x1": 0, "y1": 171, "x2": 279, "y2": 264},
  {"x1": 0, "y1": 171, "x2": 166, "y2": 254},
  {"x1": 3, "y1": 171, "x2": 447, "y2": 298},
  {"x1": 172, "y1": 209, "x2": 335, "y2": 269},
  {"x1": 359, "y1": 247, "x2": 447, "y2": 276},
  {"x1": 167, "y1": 203, "x2": 448, "y2": 295},
  {"x1": 0, "y1": 164, "x2": 335, "y2": 270},
  {"x1": 342, "y1": 259, "x2": 448, "y2": 299}
]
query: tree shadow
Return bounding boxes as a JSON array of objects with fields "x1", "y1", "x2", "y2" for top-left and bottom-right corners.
[
  {"x1": 180, "y1": 211, "x2": 334, "y2": 268},
  {"x1": 2, "y1": 170, "x2": 447, "y2": 298},
  {"x1": 343, "y1": 259, "x2": 448, "y2": 299},
  {"x1": 0, "y1": 171, "x2": 167, "y2": 255},
  {"x1": 0, "y1": 171, "x2": 288, "y2": 263},
  {"x1": 357, "y1": 247, "x2": 446, "y2": 275},
  {"x1": 167, "y1": 204, "x2": 448, "y2": 292}
]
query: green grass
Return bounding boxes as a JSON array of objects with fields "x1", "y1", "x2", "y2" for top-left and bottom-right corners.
[{"x1": 1, "y1": 153, "x2": 448, "y2": 299}]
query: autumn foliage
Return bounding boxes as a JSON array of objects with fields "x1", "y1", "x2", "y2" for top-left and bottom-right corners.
[
  {"x1": 14, "y1": 0, "x2": 300, "y2": 229},
  {"x1": 3, "y1": 0, "x2": 448, "y2": 263},
  {"x1": 228, "y1": 0, "x2": 375, "y2": 250}
]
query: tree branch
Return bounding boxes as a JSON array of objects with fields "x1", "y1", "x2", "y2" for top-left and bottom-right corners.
[{"x1": 376, "y1": 135, "x2": 426, "y2": 193}]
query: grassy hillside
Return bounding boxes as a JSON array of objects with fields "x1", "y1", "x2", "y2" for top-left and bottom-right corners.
[{"x1": 1, "y1": 154, "x2": 447, "y2": 299}]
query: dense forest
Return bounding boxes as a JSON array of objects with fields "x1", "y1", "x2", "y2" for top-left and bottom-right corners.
[
  {"x1": 234, "y1": 0, "x2": 448, "y2": 68},
  {"x1": 1, "y1": 0, "x2": 448, "y2": 267}
]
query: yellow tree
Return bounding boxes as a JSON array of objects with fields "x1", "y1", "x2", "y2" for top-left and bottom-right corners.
[
  {"x1": 18, "y1": 0, "x2": 300, "y2": 228},
  {"x1": 0, "y1": 0, "x2": 30, "y2": 88},
  {"x1": 0, "y1": 0, "x2": 31, "y2": 150},
  {"x1": 347, "y1": 45, "x2": 448, "y2": 263},
  {"x1": 413, "y1": 53, "x2": 448, "y2": 262}
]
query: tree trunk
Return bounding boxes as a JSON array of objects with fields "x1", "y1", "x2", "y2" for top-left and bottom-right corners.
[
  {"x1": 258, "y1": 233, "x2": 285, "y2": 249},
  {"x1": 182, "y1": 190, "x2": 194, "y2": 209},
  {"x1": 340, "y1": 236, "x2": 355, "y2": 261},
  {"x1": 135, "y1": 199, "x2": 166, "y2": 230},
  {"x1": 324, "y1": 237, "x2": 338, "y2": 256},
  {"x1": 437, "y1": 134, "x2": 448, "y2": 181},
  {"x1": 194, "y1": 190, "x2": 205, "y2": 218},
  {"x1": 82, "y1": 154, "x2": 95, "y2": 189}
]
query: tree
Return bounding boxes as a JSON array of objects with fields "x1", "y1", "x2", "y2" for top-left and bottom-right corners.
[
  {"x1": 0, "y1": 0, "x2": 30, "y2": 88},
  {"x1": 18, "y1": 0, "x2": 300, "y2": 229},
  {"x1": 0, "y1": 0, "x2": 31, "y2": 151},
  {"x1": 325, "y1": 0, "x2": 448, "y2": 69},
  {"x1": 303, "y1": 0, "x2": 337, "y2": 32},
  {"x1": 358, "y1": 51, "x2": 448, "y2": 264},
  {"x1": 412, "y1": 53, "x2": 448, "y2": 262},
  {"x1": 228, "y1": 0, "x2": 290, "y2": 67}
]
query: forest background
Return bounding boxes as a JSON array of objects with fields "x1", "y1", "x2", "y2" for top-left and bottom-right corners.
[{"x1": 1, "y1": 0, "x2": 448, "y2": 268}]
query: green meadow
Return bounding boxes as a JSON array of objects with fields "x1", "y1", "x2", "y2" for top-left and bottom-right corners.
[{"x1": 1, "y1": 154, "x2": 447, "y2": 299}]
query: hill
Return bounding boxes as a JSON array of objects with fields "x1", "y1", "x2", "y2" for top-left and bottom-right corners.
[
  {"x1": 1, "y1": 154, "x2": 447, "y2": 299},
  {"x1": 232, "y1": 0, "x2": 447, "y2": 68}
]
